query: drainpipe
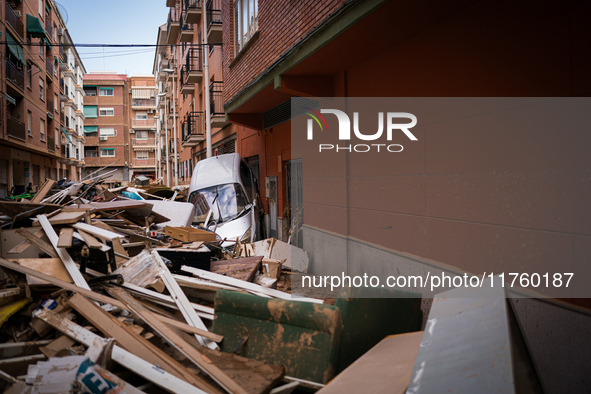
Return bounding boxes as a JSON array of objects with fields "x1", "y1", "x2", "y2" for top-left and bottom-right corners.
[
  {"x1": 172, "y1": 71, "x2": 178, "y2": 187},
  {"x1": 164, "y1": 97, "x2": 170, "y2": 187},
  {"x1": 203, "y1": 1, "x2": 212, "y2": 158}
]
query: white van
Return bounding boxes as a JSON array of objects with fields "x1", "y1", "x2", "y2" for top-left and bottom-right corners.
[{"x1": 187, "y1": 153, "x2": 263, "y2": 246}]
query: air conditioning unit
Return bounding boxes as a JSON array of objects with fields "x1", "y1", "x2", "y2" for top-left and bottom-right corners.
[
  {"x1": 129, "y1": 129, "x2": 135, "y2": 134},
  {"x1": 100, "y1": 136, "x2": 108, "y2": 141},
  {"x1": 14, "y1": 10, "x2": 21, "y2": 18},
  {"x1": 129, "y1": 89, "x2": 133, "y2": 94},
  {"x1": 58, "y1": 27, "x2": 65, "y2": 36},
  {"x1": 147, "y1": 109, "x2": 154, "y2": 114}
]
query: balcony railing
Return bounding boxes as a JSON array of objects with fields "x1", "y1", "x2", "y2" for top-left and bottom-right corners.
[
  {"x1": 132, "y1": 138, "x2": 156, "y2": 146},
  {"x1": 132, "y1": 119, "x2": 157, "y2": 129},
  {"x1": 181, "y1": 47, "x2": 203, "y2": 85},
  {"x1": 183, "y1": 0, "x2": 202, "y2": 23},
  {"x1": 46, "y1": 57, "x2": 53, "y2": 76},
  {"x1": 6, "y1": 61, "x2": 24, "y2": 91},
  {"x1": 209, "y1": 81, "x2": 224, "y2": 115},
  {"x1": 132, "y1": 158, "x2": 156, "y2": 167},
  {"x1": 182, "y1": 112, "x2": 205, "y2": 147},
  {"x1": 45, "y1": 19, "x2": 53, "y2": 42},
  {"x1": 167, "y1": 7, "x2": 181, "y2": 44},
  {"x1": 48, "y1": 136, "x2": 55, "y2": 152},
  {"x1": 207, "y1": 0, "x2": 222, "y2": 25},
  {"x1": 7, "y1": 116, "x2": 26, "y2": 141},
  {"x1": 5, "y1": 2, "x2": 24, "y2": 40},
  {"x1": 47, "y1": 98, "x2": 54, "y2": 114},
  {"x1": 131, "y1": 98, "x2": 157, "y2": 108}
]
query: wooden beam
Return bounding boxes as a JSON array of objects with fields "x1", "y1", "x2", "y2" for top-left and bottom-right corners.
[
  {"x1": 8, "y1": 228, "x2": 44, "y2": 254},
  {"x1": 15, "y1": 228, "x2": 58, "y2": 259},
  {"x1": 72, "y1": 222, "x2": 124, "y2": 241},
  {"x1": 108, "y1": 287, "x2": 248, "y2": 394},
  {"x1": 33, "y1": 308, "x2": 208, "y2": 394},
  {"x1": 0, "y1": 257, "x2": 217, "y2": 339},
  {"x1": 30, "y1": 179, "x2": 56, "y2": 203},
  {"x1": 153, "y1": 251, "x2": 217, "y2": 349},
  {"x1": 57, "y1": 228, "x2": 75, "y2": 248},
  {"x1": 68, "y1": 293, "x2": 221, "y2": 392},
  {"x1": 38, "y1": 214, "x2": 90, "y2": 290},
  {"x1": 77, "y1": 230, "x2": 103, "y2": 249}
]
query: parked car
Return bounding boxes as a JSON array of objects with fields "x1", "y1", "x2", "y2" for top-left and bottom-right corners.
[{"x1": 188, "y1": 153, "x2": 264, "y2": 246}]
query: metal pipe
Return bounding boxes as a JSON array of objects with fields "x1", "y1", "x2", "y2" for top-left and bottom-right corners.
[{"x1": 203, "y1": 2, "x2": 212, "y2": 158}]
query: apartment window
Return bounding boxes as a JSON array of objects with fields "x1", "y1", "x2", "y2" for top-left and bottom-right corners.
[
  {"x1": 71, "y1": 116, "x2": 76, "y2": 129},
  {"x1": 99, "y1": 87, "x2": 114, "y2": 96},
  {"x1": 54, "y1": 93, "x2": 59, "y2": 112},
  {"x1": 27, "y1": 66, "x2": 32, "y2": 90},
  {"x1": 27, "y1": 111, "x2": 32, "y2": 136},
  {"x1": 99, "y1": 107, "x2": 115, "y2": 116},
  {"x1": 83, "y1": 86, "x2": 97, "y2": 96},
  {"x1": 136, "y1": 112, "x2": 148, "y2": 120},
  {"x1": 83, "y1": 105, "x2": 98, "y2": 118},
  {"x1": 53, "y1": 23, "x2": 57, "y2": 42},
  {"x1": 136, "y1": 131, "x2": 148, "y2": 140},
  {"x1": 40, "y1": 119, "x2": 46, "y2": 141},
  {"x1": 136, "y1": 151, "x2": 149, "y2": 160},
  {"x1": 39, "y1": 0, "x2": 44, "y2": 17},
  {"x1": 100, "y1": 148, "x2": 115, "y2": 157},
  {"x1": 85, "y1": 149, "x2": 98, "y2": 157},
  {"x1": 54, "y1": 58, "x2": 58, "y2": 77},
  {"x1": 234, "y1": 0, "x2": 258, "y2": 53},
  {"x1": 99, "y1": 127, "x2": 115, "y2": 137},
  {"x1": 39, "y1": 78, "x2": 45, "y2": 101},
  {"x1": 39, "y1": 39, "x2": 44, "y2": 59}
]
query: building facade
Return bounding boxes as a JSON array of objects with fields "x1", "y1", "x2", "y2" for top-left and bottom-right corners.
[
  {"x1": 0, "y1": 0, "x2": 86, "y2": 197},
  {"x1": 154, "y1": 0, "x2": 257, "y2": 187},
  {"x1": 82, "y1": 72, "x2": 129, "y2": 186},
  {"x1": 128, "y1": 75, "x2": 158, "y2": 181}
]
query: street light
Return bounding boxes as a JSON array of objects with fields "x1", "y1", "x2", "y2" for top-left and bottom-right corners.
[
  {"x1": 163, "y1": 68, "x2": 178, "y2": 188},
  {"x1": 158, "y1": 92, "x2": 170, "y2": 187}
]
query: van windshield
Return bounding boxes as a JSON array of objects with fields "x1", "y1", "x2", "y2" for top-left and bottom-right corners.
[{"x1": 189, "y1": 183, "x2": 249, "y2": 224}]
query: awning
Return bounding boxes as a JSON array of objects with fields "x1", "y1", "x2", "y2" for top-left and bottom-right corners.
[
  {"x1": 5, "y1": 94, "x2": 16, "y2": 106},
  {"x1": 47, "y1": 111, "x2": 53, "y2": 120},
  {"x1": 45, "y1": 2, "x2": 51, "y2": 14},
  {"x1": 5, "y1": 33, "x2": 25, "y2": 64},
  {"x1": 84, "y1": 126, "x2": 98, "y2": 133},
  {"x1": 131, "y1": 87, "x2": 155, "y2": 99},
  {"x1": 61, "y1": 126, "x2": 72, "y2": 143},
  {"x1": 26, "y1": 15, "x2": 47, "y2": 39},
  {"x1": 84, "y1": 85, "x2": 97, "y2": 88},
  {"x1": 83, "y1": 105, "x2": 98, "y2": 118}
]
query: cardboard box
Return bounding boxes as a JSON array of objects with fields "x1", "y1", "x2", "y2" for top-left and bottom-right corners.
[{"x1": 165, "y1": 226, "x2": 217, "y2": 242}]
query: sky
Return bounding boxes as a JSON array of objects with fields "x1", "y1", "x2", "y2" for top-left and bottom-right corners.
[{"x1": 55, "y1": 0, "x2": 169, "y2": 76}]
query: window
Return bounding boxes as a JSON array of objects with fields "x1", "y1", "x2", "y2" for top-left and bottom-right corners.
[
  {"x1": 39, "y1": 78, "x2": 45, "y2": 101},
  {"x1": 40, "y1": 119, "x2": 46, "y2": 141},
  {"x1": 136, "y1": 131, "x2": 148, "y2": 140},
  {"x1": 100, "y1": 148, "x2": 115, "y2": 157},
  {"x1": 99, "y1": 127, "x2": 115, "y2": 137},
  {"x1": 53, "y1": 23, "x2": 57, "y2": 42},
  {"x1": 54, "y1": 93, "x2": 59, "y2": 112},
  {"x1": 39, "y1": 0, "x2": 44, "y2": 17},
  {"x1": 27, "y1": 111, "x2": 32, "y2": 136},
  {"x1": 99, "y1": 107, "x2": 114, "y2": 116},
  {"x1": 39, "y1": 39, "x2": 44, "y2": 58},
  {"x1": 99, "y1": 87, "x2": 114, "y2": 96},
  {"x1": 234, "y1": 0, "x2": 258, "y2": 53},
  {"x1": 136, "y1": 112, "x2": 148, "y2": 120},
  {"x1": 85, "y1": 149, "x2": 98, "y2": 157},
  {"x1": 27, "y1": 66, "x2": 32, "y2": 89},
  {"x1": 83, "y1": 105, "x2": 97, "y2": 118},
  {"x1": 136, "y1": 151, "x2": 149, "y2": 160}
]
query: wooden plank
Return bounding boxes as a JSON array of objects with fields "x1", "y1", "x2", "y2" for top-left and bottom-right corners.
[
  {"x1": 33, "y1": 308, "x2": 208, "y2": 394},
  {"x1": 0, "y1": 257, "x2": 216, "y2": 338},
  {"x1": 77, "y1": 230, "x2": 103, "y2": 249},
  {"x1": 153, "y1": 251, "x2": 217, "y2": 349},
  {"x1": 108, "y1": 287, "x2": 248, "y2": 394},
  {"x1": 317, "y1": 332, "x2": 424, "y2": 394},
  {"x1": 15, "y1": 228, "x2": 58, "y2": 258},
  {"x1": 8, "y1": 228, "x2": 44, "y2": 254},
  {"x1": 39, "y1": 335, "x2": 76, "y2": 358},
  {"x1": 182, "y1": 266, "x2": 323, "y2": 304},
  {"x1": 15, "y1": 258, "x2": 72, "y2": 285},
  {"x1": 68, "y1": 293, "x2": 221, "y2": 392},
  {"x1": 38, "y1": 214, "x2": 90, "y2": 290},
  {"x1": 57, "y1": 228, "x2": 75, "y2": 248},
  {"x1": 30, "y1": 179, "x2": 56, "y2": 203},
  {"x1": 32, "y1": 211, "x2": 86, "y2": 227},
  {"x1": 210, "y1": 256, "x2": 263, "y2": 282},
  {"x1": 72, "y1": 222, "x2": 124, "y2": 241},
  {"x1": 63, "y1": 200, "x2": 147, "y2": 212}
]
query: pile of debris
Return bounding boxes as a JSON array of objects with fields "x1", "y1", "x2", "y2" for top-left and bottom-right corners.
[{"x1": 0, "y1": 176, "x2": 431, "y2": 393}]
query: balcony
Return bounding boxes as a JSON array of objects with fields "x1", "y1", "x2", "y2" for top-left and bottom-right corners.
[
  {"x1": 132, "y1": 119, "x2": 157, "y2": 130},
  {"x1": 206, "y1": 0, "x2": 222, "y2": 43},
  {"x1": 131, "y1": 98, "x2": 157, "y2": 109},
  {"x1": 47, "y1": 136, "x2": 56, "y2": 152},
  {"x1": 6, "y1": 61, "x2": 24, "y2": 92},
  {"x1": 45, "y1": 19, "x2": 53, "y2": 43},
  {"x1": 132, "y1": 158, "x2": 156, "y2": 168},
  {"x1": 182, "y1": 47, "x2": 203, "y2": 85},
  {"x1": 181, "y1": 111, "x2": 204, "y2": 147},
  {"x1": 166, "y1": 7, "x2": 181, "y2": 45},
  {"x1": 47, "y1": 98, "x2": 54, "y2": 113},
  {"x1": 46, "y1": 57, "x2": 53, "y2": 77},
  {"x1": 7, "y1": 116, "x2": 26, "y2": 141},
  {"x1": 209, "y1": 81, "x2": 227, "y2": 127},
  {"x1": 132, "y1": 138, "x2": 156, "y2": 147},
  {"x1": 5, "y1": 2, "x2": 24, "y2": 40},
  {"x1": 179, "y1": 23, "x2": 194, "y2": 42},
  {"x1": 59, "y1": 54, "x2": 68, "y2": 70},
  {"x1": 61, "y1": 145, "x2": 66, "y2": 157},
  {"x1": 183, "y1": 0, "x2": 202, "y2": 23},
  {"x1": 166, "y1": 0, "x2": 176, "y2": 7}
]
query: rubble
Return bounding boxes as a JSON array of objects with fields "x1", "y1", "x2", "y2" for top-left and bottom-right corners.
[{"x1": 0, "y1": 177, "x2": 434, "y2": 393}]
